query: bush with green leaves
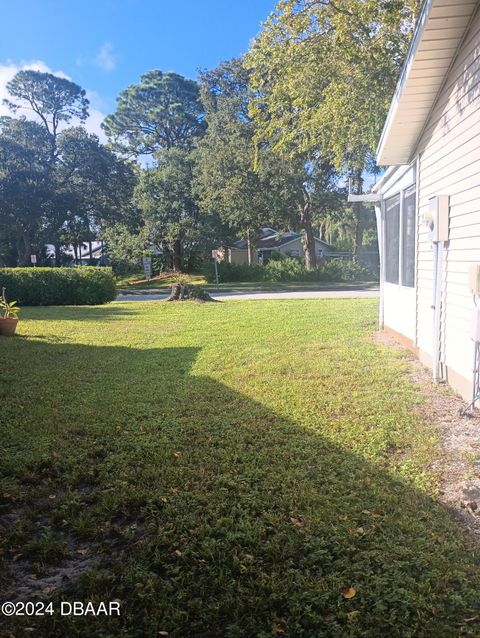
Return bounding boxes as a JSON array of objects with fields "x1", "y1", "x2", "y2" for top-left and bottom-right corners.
[
  {"x1": 264, "y1": 257, "x2": 306, "y2": 281},
  {"x1": 309, "y1": 259, "x2": 373, "y2": 282},
  {"x1": 202, "y1": 257, "x2": 374, "y2": 283},
  {"x1": 201, "y1": 260, "x2": 265, "y2": 282},
  {"x1": 0, "y1": 267, "x2": 116, "y2": 305},
  {"x1": 103, "y1": 224, "x2": 148, "y2": 275}
]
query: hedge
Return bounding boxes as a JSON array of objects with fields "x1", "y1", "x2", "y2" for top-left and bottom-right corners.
[
  {"x1": 0, "y1": 267, "x2": 117, "y2": 306},
  {"x1": 202, "y1": 258, "x2": 375, "y2": 283}
]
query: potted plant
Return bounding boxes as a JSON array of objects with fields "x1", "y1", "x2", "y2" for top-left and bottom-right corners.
[{"x1": 0, "y1": 288, "x2": 20, "y2": 336}]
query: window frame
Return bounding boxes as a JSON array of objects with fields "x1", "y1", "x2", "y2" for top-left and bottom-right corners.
[
  {"x1": 383, "y1": 181, "x2": 416, "y2": 289},
  {"x1": 384, "y1": 193, "x2": 400, "y2": 285},
  {"x1": 401, "y1": 184, "x2": 416, "y2": 288}
]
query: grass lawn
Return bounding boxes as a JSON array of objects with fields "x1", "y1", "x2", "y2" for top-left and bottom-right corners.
[
  {"x1": 116, "y1": 272, "x2": 208, "y2": 289},
  {"x1": 1, "y1": 299, "x2": 480, "y2": 637},
  {"x1": 117, "y1": 273, "x2": 378, "y2": 294}
]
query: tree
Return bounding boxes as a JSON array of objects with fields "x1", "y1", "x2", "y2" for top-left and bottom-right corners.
[
  {"x1": 0, "y1": 70, "x2": 138, "y2": 267},
  {"x1": 246, "y1": 0, "x2": 420, "y2": 256},
  {"x1": 4, "y1": 70, "x2": 89, "y2": 161},
  {"x1": 51, "y1": 128, "x2": 137, "y2": 264},
  {"x1": 266, "y1": 155, "x2": 340, "y2": 269},
  {"x1": 196, "y1": 58, "x2": 344, "y2": 269},
  {"x1": 134, "y1": 148, "x2": 201, "y2": 271},
  {"x1": 103, "y1": 71, "x2": 206, "y2": 157},
  {"x1": 0, "y1": 117, "x2": 52, "y2": 265},
  {"x1": 102, "y1": 223, "x2": 148, "y2": 274},
  {"x1": 247, "y1": 0, "x2": 419, "y2": 170},
  {"x1": 195, "y1": 59, "x2": 279, "y2": 264}
]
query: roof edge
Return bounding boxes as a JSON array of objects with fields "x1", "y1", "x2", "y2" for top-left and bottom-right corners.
[{"x1": 376, "y1": 0, "x2": 433, "y2": 163}]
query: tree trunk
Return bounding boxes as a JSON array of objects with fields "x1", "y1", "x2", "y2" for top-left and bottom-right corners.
[
  {"x1": 18, "y1": 233, "x2": 32, "y2": 267},
  {"x1": 54, "y1": 242, "x2": 62, "y2": 267},
  {"x1": 299, "y1": 199, "x2": 316, "y2": 271},
  {"x1": 172, "y1": 239, "x2": 183, "y2": 272},
  {"x1": 352, "y1": 169, "x2": 364, "y2": 262},
  {"x1": 88, "y1": 239, "x2": 93, "y2": 265},
  {"x1": 246, "y1": 229, "x2": 256, "y2": 265}
]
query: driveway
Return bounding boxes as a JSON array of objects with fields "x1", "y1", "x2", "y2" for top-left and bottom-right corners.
[{"x1": 117, "y1": 288, "x2": 379, "y2": 302}]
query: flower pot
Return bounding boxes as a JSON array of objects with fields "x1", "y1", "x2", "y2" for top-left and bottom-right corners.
[{"x1": 0, "y1": 317, "x2": 19, "y2": 337}]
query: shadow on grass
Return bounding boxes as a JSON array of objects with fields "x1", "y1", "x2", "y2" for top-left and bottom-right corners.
[
  {"x1": 1, "y1": 341, "x2": 479, "y2": 637},
  {"x1": 17, "y1": 304, "x2": 143, "y2": 322}
]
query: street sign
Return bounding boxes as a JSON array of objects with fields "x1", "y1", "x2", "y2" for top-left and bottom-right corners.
[
  {"x1": 142, "y1": 256, "x2": 152, "y2": 282},
  {"x1": 211, "y1": 250, "x2": 220, "y2": 286},
  {"x1": 30, "y1": 254, "x2": 37, "y2": 266}
]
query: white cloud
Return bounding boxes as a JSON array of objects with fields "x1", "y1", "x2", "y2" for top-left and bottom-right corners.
[
  {"x1": 0, "y1": 59, "x2": 107, "y2": 142},
  {"x1": 94, "y1": 43, "x2": 116, "y2": 72}
]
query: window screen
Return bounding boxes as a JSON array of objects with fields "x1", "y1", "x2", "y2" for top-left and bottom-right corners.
[
  {"x1": 385, "y1": 194, "x2": 400, "y2": 284},
  {"x1": 402, "y1": 185, "x2": 416, "y2": 287}
]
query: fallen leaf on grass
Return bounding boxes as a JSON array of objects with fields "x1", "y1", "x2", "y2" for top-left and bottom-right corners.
[
  {"x1": 341, "y1": 586, "x2": 356, "y2": 599},
  {"x1": 290, "y1": 516, "x2": 310, "y2": 531},
  {"x1": 347, "y1": 610, "x2": 360, "y2": 622}
]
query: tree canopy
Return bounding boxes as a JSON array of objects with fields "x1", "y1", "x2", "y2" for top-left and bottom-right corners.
[
  {"x1": 102, "y1": 70, "x2": 206, "y2": 157},
  {"x1": 4, "y1": 70, "x2": 89, "y2": 161},
  {"x1": 246, "y1": 0, "x2": 420, "y2": 174}
]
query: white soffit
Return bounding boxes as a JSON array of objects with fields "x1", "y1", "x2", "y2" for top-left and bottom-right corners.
[{"x1": 376, "y1": 0, "x2": 478, "y2": 166}]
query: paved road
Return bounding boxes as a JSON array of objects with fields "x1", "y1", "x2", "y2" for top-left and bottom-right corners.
[{"x1": 117, "y1": 289, "x2": 379, "y2": 302}]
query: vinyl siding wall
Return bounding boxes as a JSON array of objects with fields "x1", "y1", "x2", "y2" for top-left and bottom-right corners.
[{"x1": 415, "y1": 8, "x2": 480, "y2": 396}]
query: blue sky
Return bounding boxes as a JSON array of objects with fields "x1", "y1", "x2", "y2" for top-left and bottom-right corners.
[{"x1": 0, "y1": 0, "x2": 275, "y2": 133}]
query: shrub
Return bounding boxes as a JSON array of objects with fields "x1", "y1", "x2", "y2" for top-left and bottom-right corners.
[
  {"x1": 264, "y1": 257, "x2": 306, "y2": 281},
  {"x1": 201, "y1": 261, "x2": 265, "y2": 283},
  {"x1": 0, "y1": 267, "x2": 116, "y2": 305},
  {"x1": 201, "y1": 257, "x2": 374, "y2": 283},
  {"x1": 311, "y1": 259, "x2": 373, "y2": 282}
]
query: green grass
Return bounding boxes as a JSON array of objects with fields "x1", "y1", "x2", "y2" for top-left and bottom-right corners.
[
  {"x1": 116, "y1": 272, "x2": 207, "y2": 289},
  {"x1": 1, "y1": 299, "x2": 480, "y2": 637},
  {"x1": 117, "y1": 273, "x2": 378, "y2": 294}
]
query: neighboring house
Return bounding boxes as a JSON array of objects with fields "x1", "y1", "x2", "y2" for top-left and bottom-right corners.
[
  {"x1": 352, "y1": 0, "x2": 480, "y2": 403},
  {"x1": 45, "y1": 241, "x2": 105, "y2": 265},
  {"x1": 225, "y1": 228, "x2": 336, "y2": 265}
]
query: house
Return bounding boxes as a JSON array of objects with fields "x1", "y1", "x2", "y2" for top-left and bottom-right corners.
[
  {"x1": 225, "y1": 228, "x2": 336, "y2": 265},
  {"x1": 354, "y1": 0, "x2": 480, "y2": 404},
  {"x1": 45, "y1": 241, "x2": 106, "y2": 265}
]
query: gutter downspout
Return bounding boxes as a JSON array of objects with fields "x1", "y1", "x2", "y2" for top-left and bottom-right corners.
[{"x1": 432, "y1": 241, "x2": 443, "y2": 382}]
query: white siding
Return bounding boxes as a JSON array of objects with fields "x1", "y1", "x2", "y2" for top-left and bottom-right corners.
[
  {"x1": 415, "y1": 9, "x2": 480, "y2": 394},
  {"x1": 384, "y1": 283, "x2": 416, "y2": 340}
]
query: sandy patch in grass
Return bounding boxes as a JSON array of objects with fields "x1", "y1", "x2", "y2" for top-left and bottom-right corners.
[{"x1": 374, "y1": 331, "x2": 480, "y2": 538}]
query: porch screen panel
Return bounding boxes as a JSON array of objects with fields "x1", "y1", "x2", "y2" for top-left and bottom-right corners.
[
  {"x1": 401, "y1": 185, "x2": 416, "y2": 287},
  {"x1": 385, "y1": 194, "x2": 400, "y2": 284}
]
